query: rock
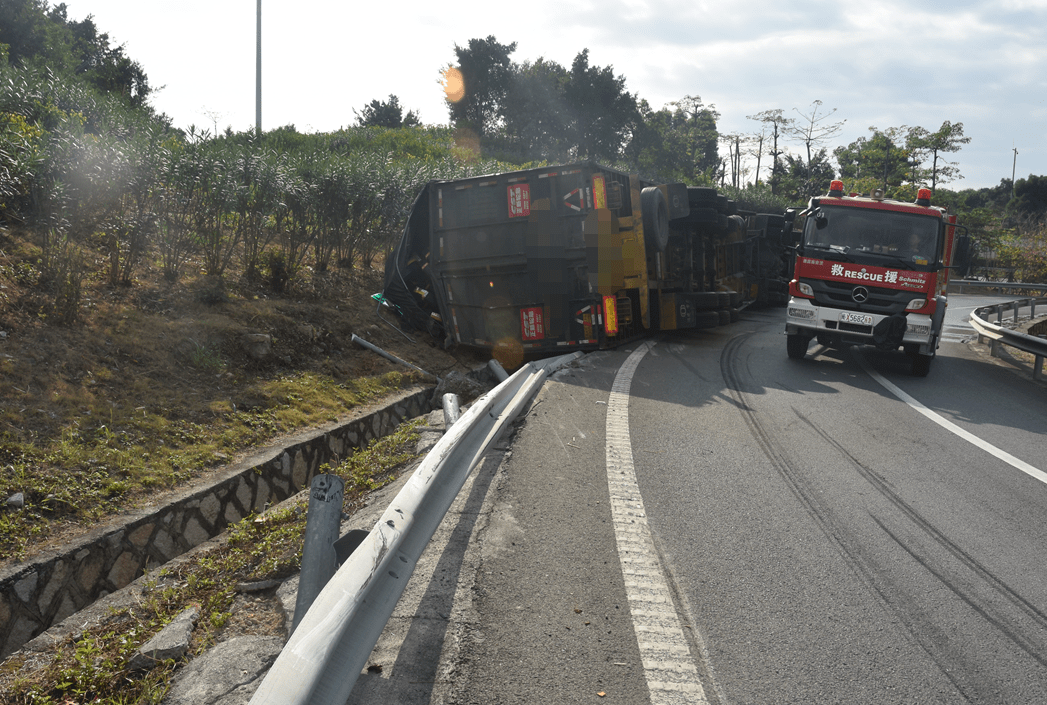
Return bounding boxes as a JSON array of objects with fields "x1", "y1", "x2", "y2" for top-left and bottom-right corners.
[
  {"x1": 129, "y1": 605, "x2": 199, "y2": 670},
  {"x1": 241, "y1": 334, "x2": 272, "y2": 361},
  {"x1": 161, "y1": 635, "x2": 284, "y2": 705},
  {"x1": 431, "y1": 370, "x2": 487, "y2": 406},
  {"x1": 6, "y1": 492, "x2": 23, "y2": 509}
]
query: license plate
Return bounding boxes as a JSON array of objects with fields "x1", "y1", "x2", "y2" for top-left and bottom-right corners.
[{"x1": 840, "y1": 312, "x2": 873, "y2": 326}]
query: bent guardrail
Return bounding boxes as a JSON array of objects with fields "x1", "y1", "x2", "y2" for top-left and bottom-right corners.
[
  {"x1": 249, "y1": 352, "x2": 582, "y2": 705},
  {"x1": 969, "y1": 297, "x2": 1047, "y2": 381}
]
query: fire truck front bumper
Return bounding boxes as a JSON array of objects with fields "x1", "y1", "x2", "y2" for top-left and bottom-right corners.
[{"x1": 785, "y1": 298, "x2": 935, "y2": 351}]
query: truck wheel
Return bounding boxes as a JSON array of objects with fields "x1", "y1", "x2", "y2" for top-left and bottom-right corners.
[
  {"x1": 692, "y1": 291, "x2": 721, "y2": 310},
  {"x1": 718, "y1": 309, "x2": 732, "y2": 326},
  {"x1": 787, "y1": 333, "x2": 809, "y2": 359},
  {"x1": 641, "y1": 187, "x2": 670, "y2": 253},
  {"x1": 911, "y1": 353, "x2": 933, "y2": 377},
  {"x1": 696, "y1": 310, "x2": 720, "y2": 329}
]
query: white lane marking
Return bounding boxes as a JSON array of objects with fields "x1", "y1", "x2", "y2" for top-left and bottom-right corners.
[
  {"x1": 856, "y1": 351, "x2": 1047, "y2": 485},
  {"x1": 606, "y1": 343, "x2": 709, "y2": 704}
]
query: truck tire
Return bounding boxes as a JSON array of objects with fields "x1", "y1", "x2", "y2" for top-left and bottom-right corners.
[
  {"x1": 718, "y1": 309, "x2": 732, "y2": 326},
  {"x1": 688, "y1": 187, "x2": 719, "y2": 208},
  {"x1": 641, "y1": 187, "x2": 670, "y2": 253},
  {"x1": 787, "y1": 333, "x2": 809, "y2": 359},
  {"x1": 695, "y1": 310, "x2": 720, "y2": 329},
  {"x1": 691, "y1": 291, "x2": 721, "y2": 310},
  {"x1": 687, "y1": 207, "x2": 720, "y2": 225}
]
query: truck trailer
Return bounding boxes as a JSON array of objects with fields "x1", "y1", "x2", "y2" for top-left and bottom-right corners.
[{"x1": 381, "y1": 162, "x2": 789, "y2": 367}]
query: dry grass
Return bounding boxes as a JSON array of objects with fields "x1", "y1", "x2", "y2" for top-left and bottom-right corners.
[{"x1": 0, "y1": 223, "x2": 479, "y2": 567}]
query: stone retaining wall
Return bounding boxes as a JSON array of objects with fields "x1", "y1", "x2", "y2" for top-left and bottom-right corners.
[{"x1": 0, "y1": 387, "x2": 433, "y2": 659}]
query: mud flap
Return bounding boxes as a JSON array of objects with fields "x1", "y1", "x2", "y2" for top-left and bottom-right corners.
[{"x1": 873, "y1": 314, "x2": 908, "y2": 350}]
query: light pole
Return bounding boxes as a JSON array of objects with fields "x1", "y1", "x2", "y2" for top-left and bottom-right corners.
[
  {"x1": 1012, "y1": 147, "x2": 1018, "y2": 199},
  {"x1": 256, "y1": 0, "x2": 262, "y2": 134}
]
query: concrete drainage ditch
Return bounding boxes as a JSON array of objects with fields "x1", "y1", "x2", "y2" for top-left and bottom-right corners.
[{"x1": 0, "y1": 386, "x2": 437, "y2": 659}]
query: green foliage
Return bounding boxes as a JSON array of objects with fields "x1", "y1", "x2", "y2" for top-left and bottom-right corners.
[
  {"x1": 630, "y1": 96, "x2": 719, "y2": 184},
  {"x1": 354, "y1": 94, "x2": 420, "y2": 128},
  {"x1": 446, "y1": 35, "x2": 518, "y2": 137}
]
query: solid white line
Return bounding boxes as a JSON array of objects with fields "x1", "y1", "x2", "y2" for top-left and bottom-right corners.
[
  {"x1": 606, "y1": 343, "x2": 708, "y2": 705},
  {"x1": 856, "y1": 352, "x2": 1047, "y2": 485}
]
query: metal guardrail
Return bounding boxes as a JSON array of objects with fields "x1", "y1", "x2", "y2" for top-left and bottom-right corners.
[
  {"x1": 951, "y1": 279, "x2": 1047, "y2": 295},
  {"x1": 249, "y1": 352, "x2": 583, "y2": 705},
  {"x1": 969, "y1": 297, "x2": 1047, "y2": 381}
]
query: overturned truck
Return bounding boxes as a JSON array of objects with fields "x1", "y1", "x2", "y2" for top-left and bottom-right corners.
[{"x1": 381, "y1": 162, "x2": 789, "y2": 366}]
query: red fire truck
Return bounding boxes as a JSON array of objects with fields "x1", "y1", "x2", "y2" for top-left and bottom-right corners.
[{"x1": 784, "y1": 180, "x2": 960, "y2": 376}]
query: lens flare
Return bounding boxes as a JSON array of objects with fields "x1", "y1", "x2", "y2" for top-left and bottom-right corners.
[{"x1": 443, "y1": 67, "x2": 465, "y2": 103}]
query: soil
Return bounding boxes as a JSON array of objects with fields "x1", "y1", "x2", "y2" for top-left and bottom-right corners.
[{"x1": 0, "y1": 224, "x2": 486, "y2": 569}]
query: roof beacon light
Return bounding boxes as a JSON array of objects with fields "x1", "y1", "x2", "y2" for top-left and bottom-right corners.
[
  {"x1": 916, "y1": 188, "x2": 932, "y2": 207},
  {"x1": 828, "y1": 180, "x2": 844, "y2": 196}
]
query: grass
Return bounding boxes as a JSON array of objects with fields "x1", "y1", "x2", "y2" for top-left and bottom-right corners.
[
  {"x1": 0, "y1": 420, "x2": 424, "y2": 704},
  {"x1": 0, "y1": 369, "x2": 418, "y2": 561}
]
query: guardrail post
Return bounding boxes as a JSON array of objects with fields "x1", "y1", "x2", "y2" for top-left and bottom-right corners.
[
  {"x1": 1013, "y1": 301, "x2": 1020, "y2": 323},
  {"x1": 442, "y1": 393, "x2": 461, "y2": 426},
  {"x1": 996, "y1": 305, "x2": 1003, "y2": 324},
  {"x1": 990, "y1": 339, "x2": 1001, "y2": 357},
  {"x1": 1035, "y1": 355, "x2": 1045, "y2": 381},
  {"x1": 292, "y1": 473, "x2": 345, "y2": 635}
]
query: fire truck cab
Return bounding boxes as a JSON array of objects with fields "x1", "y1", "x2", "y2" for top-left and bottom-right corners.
[{"x1": 784, "y1": 180, "x2": 959, "y2": 376}]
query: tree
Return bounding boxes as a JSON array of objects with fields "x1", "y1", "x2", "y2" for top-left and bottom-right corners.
[
  {"x1": 0, "y1": 0, "x2": 152, "y2": 106},
  {"x1": 781, "y1": 148, "x2": 835, "y2": 201},
  {"x1": 628, "y1": 95, "x2": 718, "y2": 183},
  {"x1": 444, "y1": 36, "x2": 517, "y2": 137},
  {"x1": 912, "y1": 120, "x2": 971, "y2": 192},
  {"x1": 785, "y1": 100, "x2": 845, "y2": 185},
  {"x1": 747, "y1": 109, "x2": 794, "y2": 195},
  {"x1": 498, "y1": 57, "x2": 571, "y2": 162},
  {"x1": 563, "y1": 49, "x2": 637, "y2": 162},
  {"x1": 354, "y1": 95, "x2": 420, "y2": 128},
  {"x1": 834, "y1": 127, "x2": 910, "y2": 191},
  {"x1": 1011, "y1": 174, "x2": 1047, "y2": 218}
]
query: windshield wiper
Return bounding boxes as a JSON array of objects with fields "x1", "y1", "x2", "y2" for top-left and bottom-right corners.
[{"x1": 803, "y1": 243, "x2": 854, "y2": 262}]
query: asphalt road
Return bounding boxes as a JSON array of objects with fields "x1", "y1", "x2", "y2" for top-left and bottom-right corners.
[{"x1": 352, "y1": 297, "x2": 1047, "y2": 705}]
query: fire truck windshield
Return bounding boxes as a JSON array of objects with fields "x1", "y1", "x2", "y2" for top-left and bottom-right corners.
[{"x1": 803, "y1": 205, "x2": 940, "y2": 268}]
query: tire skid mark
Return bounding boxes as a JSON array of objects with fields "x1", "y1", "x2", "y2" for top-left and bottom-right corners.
[
  {"x1": 719, "y1": 333, "x2": 985, "y2": 701},
  {"x1": 794, "y1": 411, "x2": 1047, "y2": 667}
]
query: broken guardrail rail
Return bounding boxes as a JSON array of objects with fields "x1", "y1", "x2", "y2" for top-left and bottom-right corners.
[{"x1": 248, "y1": 351, "x2": 583, "y2": 705}]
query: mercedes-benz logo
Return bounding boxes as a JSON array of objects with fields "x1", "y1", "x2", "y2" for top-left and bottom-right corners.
[{"x1": 851, "y1": 286, "x2": 870, "y2": 303}]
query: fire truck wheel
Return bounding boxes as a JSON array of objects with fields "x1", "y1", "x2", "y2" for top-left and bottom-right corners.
[
  {"x1": 911, "y1": 353, "x2": 933, "y2": 377},
  {"x1": 641, "y1": 187, "x2": 670, "y2": 253},
  {"x1": 718, "y1": 309, "x2": 732, "y2": 326},
  {"x1": 716, "y1": 292, "x2": 731, "y2": 307},
  {"x1": 787, "y1": 333, "x2": 809, "y2": 359}
]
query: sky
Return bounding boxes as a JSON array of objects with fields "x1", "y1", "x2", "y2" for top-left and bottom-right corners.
[{"x1": 58, "y1": 0, "x2": 1047, "y2": 192}]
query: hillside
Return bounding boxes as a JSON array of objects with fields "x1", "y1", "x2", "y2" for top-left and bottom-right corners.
[{"x1": 0, "y1": 223, "x2": 483, "y2": 569}]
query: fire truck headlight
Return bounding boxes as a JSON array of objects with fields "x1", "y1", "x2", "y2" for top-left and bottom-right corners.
[
  {"x1": 788, "y1": 307, "x2": 816, "y2": 320},
  {"x1": 905, "y1": 298, "x2": 928, "y2": 311},
  {"x1": 798, "y1": 282, "x2": 814, "y2": 297},
  {"x1": 907, "y1": 323, "x2": 930, "y2": 336}
]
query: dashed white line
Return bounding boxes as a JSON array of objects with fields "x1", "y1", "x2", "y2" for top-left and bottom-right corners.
[{"x1": 606, "y1": 343, "x2": 709, "y2": 705}]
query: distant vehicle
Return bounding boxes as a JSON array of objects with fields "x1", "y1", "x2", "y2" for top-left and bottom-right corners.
[
  {"x1": 381, "y1": 162, "x2": 789, "y2": 367},
  {"x1": 783, "y1": 180, "x2": 964, "y2": 376}
]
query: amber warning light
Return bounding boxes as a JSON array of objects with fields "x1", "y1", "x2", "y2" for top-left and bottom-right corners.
[{"x1": 603, "y1": 295, "x2": 618, "y2": 336}]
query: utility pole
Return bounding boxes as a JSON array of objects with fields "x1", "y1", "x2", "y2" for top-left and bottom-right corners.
[
  {"x1": 256, "y1": 0, "x2": 262, "y2": 134},
  {"x1": 1012, "y1": 147, "x2": 1018, "y2": 199}
]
